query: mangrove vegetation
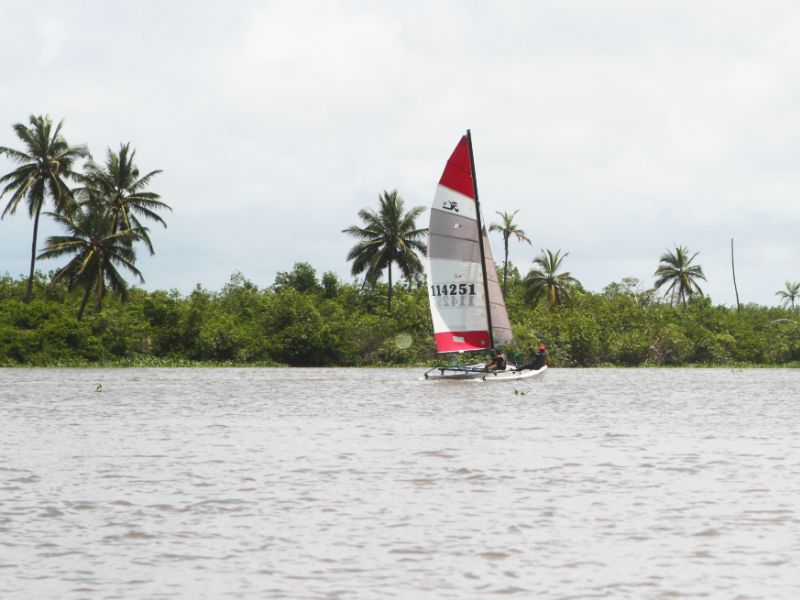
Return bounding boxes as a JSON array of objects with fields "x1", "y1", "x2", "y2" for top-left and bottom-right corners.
[{"x1": 1, "y1": 265, "x2": 798, "y2": 367}]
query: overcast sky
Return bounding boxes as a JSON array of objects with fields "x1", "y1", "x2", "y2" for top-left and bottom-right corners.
[{"x1": 1, "y1": 1, "x2": 799, "y2": 306}]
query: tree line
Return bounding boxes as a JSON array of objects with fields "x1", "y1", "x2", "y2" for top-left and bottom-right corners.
[{"x1": 1, "y1": 264, "x2": 798, "y2": 367}]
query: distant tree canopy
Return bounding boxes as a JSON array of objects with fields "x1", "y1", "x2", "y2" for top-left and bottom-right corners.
[
  {"x1": 489, "y1": 209, "x2": 531, "y2": 297},
  {"x1": 523, "y1": 249, "x2": 580, "y2": 308},
  {"x1": 342, "y1": 190, "x2": 427, "y2": 312},
  {"x1": 1, "y1": 266, "x2": 799, "y2": 368},
  {"x1": 776, "y1": 281, "x2": 800, "y2": 310},
  {"x1": 654, "y1": 245, "x2": 706, "y2": 307},
  {"x1": 273, "y1": 262, "x2": 321, "y2": 294}
]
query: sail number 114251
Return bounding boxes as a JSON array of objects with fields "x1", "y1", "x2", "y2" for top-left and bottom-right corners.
[{"x1": 430, "y1": 283, "x2": 476, "y2": 296}]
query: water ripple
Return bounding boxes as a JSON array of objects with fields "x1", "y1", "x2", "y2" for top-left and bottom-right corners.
[{"x1": 1, "y1": 367, "x2": 799, "y2": 598}]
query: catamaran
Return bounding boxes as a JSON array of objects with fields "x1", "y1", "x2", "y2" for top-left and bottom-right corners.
[{"x1": 423, "y1": 131, "x2": 547, "y2": 382}]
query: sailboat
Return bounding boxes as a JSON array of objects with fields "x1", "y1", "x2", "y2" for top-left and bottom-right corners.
[{"x1": 423, "y1": 131, "x2": 547, "y2": 382}]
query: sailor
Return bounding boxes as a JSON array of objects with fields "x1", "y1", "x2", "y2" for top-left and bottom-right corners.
[
  {"x1": 530, "y1": 344, "x2": 549, "y2": 369},
  {"x1": 486, "y1": 349, "x2": 507, "y2": 371}
]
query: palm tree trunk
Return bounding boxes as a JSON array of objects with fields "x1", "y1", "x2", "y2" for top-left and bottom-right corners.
[
  {"x1": 24, "y1": 203, "x2": 43, "y2": 304},
  {"x1": 77, "y1": 284, "x2": 92, "y2": 320},
  {"x1": 95, "y1": 270, "x2": 104, "y2": 315},
  {"x1": 387, "y1": 262, "x2": 393, "y2": 312},
  {"x1": 502, "y1": 235, "x2": 509, "y2": 297}
]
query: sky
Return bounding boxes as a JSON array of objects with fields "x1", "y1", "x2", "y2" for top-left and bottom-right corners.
[{"x1": 1, "y1": 1, "x2": 799, "y2": 307}]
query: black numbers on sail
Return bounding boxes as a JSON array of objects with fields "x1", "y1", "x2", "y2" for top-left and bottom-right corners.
[{"x1": 430, "y1": 283, "x2": 476, "y2": 296}]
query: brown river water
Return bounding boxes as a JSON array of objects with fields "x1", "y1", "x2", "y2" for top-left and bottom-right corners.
[{"x1": 1, "y1": 367, "x2": 799, "y2": 599}]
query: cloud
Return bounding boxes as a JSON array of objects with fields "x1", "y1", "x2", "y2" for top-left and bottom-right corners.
[{"x1": 1, "y1": 1, "x2": 799, "y2": 305}]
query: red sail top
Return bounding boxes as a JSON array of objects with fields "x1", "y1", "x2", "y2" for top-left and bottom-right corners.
[{"x1": 437, "y1": 135, "x2": 475, "y2": 200}]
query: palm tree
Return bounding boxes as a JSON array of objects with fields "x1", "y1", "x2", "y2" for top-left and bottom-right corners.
[
  {"x1": 38, "y1": 193, "x2": 145, "y2": 320},
  {"x1": 80, "y1": 142, "x2": 168, "y2": 254},
  {"x1": 342, "y1": 190, "x2": 427, "y2": 311},
  {"x1": 653, "y1": 245, "x2": 707, "y2": 307},
  {"x1": 0, "y1": 115, "x2": 89, "y2": 302},
  {"x1": 524, "y1": 249, "x2": 579, "y2": 308},
  {"x1": 489, "y1": 209, "x2": 531, "y2": 296},
  {"x1": 776, "y1": 281, "x2": 800, "y2": 310}
]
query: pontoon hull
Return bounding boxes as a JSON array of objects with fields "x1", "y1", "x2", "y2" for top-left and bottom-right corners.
[{"x1": 424, "y1": 364, "x2": 547, "y2": 382}]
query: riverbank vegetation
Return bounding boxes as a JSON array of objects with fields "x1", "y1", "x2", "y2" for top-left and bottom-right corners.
[{"x1": 1, "y1": 266, "x2": 798, "y2": 367}]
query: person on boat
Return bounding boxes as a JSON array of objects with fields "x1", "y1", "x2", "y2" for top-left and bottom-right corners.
[
  {"x1": 485, "y1": 349, "x2": 507, "y2": 371},
  {"x1": 531, "y1": 344, "x2": 549, "y2": 369},
  {"x1": 521, "y1": 344, "x2": 549, "y2": 370}
]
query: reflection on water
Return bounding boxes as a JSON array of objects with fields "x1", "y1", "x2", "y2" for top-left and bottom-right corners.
[{"x1": 1, "y1": 367, "x2": 799, "y2": 598}]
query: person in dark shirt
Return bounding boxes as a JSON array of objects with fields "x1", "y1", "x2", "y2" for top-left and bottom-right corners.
[
  {"x1": 532, "y1": 344, "x2": 549, "y2": 369},
  {"x1": 485, "y1": 349, "x2": 507, "y2": 371},
  {"x1": 522, "y1": 344, "x2": 549, "y2": 370}
]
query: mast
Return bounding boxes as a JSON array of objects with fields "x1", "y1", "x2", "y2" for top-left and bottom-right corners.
[{"x1": 466, "y1": 129, "x2": 495, "y2": 350}]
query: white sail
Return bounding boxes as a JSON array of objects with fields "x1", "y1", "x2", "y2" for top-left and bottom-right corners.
[{"x1": 481, "y1": 227, "x2": 513, "y2": 347}]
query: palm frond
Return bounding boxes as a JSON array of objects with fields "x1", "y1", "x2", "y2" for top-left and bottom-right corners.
[
  {"x1": 1, "y1": 174, "x2": 35, "y2": 217},
  {"x1": 0, "y1": 146, "x2": 34, "y2": 163}
]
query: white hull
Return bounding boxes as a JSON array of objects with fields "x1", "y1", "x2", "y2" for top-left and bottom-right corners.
[
  {"x1": 482, "y1": 364, "x2": 547, "y2": 382},
  {"x1": 424, "y1": 364, "x2": 547, "y2": 382}
]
